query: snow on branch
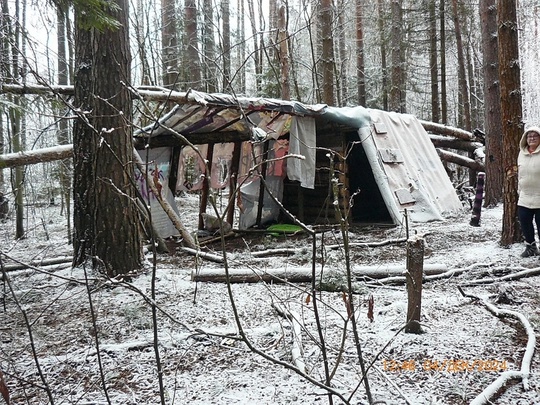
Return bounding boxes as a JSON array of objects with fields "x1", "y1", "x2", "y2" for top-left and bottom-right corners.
[{"x1": 458, "y1": 286, "x2": 536, "y2": 404}]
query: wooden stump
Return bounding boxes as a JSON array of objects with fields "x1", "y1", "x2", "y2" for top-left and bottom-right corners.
[{"x1": 405, "y1": 237, "x2": 424, "y2": 334}]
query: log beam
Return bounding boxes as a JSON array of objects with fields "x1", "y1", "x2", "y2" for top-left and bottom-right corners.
[
  {"x1": 419, "y1": 120, "x2": 476, "y2": 141},
  {"x1": 436, "y1": 148, "x2": 485, "y2": 172},
  {"x1": 0, "y1": 145, "x2": 73, "y2": 169}
]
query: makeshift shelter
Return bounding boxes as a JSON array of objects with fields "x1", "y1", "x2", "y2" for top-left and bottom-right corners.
[{"x1": 134, "y1": 91, "x2": 462, "y2": 237}]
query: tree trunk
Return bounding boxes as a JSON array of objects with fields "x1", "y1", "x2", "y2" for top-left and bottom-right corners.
[
  {"x1": 134, "y1": 0, "x2": 153, "y2": 86},
  {"x1": 439, "y1": 0, "x2": 448, "y2": 123},
  {"x1": 161, "y1": 0, "x2": 179, "y2": 89},
  {"x1": 497, "y1": 0, "x2": 522, "y2": 246},
  {"x1": 377, "y1": 0, "x2": 388, "y2": 111},
  {"x1": 221, "y1": 0, "x2": 231, "y2": 91},
  {"x1": 320, "y1": 0, "x2": 334, "y2": 105},
  {"x1": 405, "y1": 237, "x2": 424, "y2": 334},
  {"x1": 56, "y1": 4, "x2": 72, "y2": 243},
  {"x1": 73, "y1": 0, "x2": 143, "y2": 276},
  {"x1": 246, "y1": 0, "x2": 262, "y2": 93},
  {"x1": 451, "y1": 0, "x2": 471, "y2": 131},
  {"x1": 236, "y1": 0, "x2": 246, "y2": 93},
  {"x1": 480, "y1": 0, "x2": 503, "y2": 207},
  {"x1": 356, "y1": 0, "x2": 366, "y2": 106},
  {"x1": 184, "y1": 0, "x2": 202, "y2": 88},
  {"x1": 336, "y1": 0, "x2": 348, "y2": 106},
  {"x1": 429, "y1": 0, "x2": 440, "y2": 122},
  {"x1": 202, "y1": 0, "x2": 217, "y2": 92},
  {"x1": 5, "y1": 0, "x2": 25, "y2": 239},
  {"x1": 277, "y1": 2, "x2": 290, "y2": 100},
  {"x1": 389, "y1": 0, "x2": 404, "y2": 112},
  {"x1": 0, "y1": 0, "x2": 9, "y2": 191}
]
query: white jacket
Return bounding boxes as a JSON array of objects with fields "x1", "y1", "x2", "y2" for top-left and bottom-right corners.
[{"x1": 518, "y1": 126, "x2": 540, "y2": 208}]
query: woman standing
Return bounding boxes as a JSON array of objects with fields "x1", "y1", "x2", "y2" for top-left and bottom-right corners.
[{"x1": 517, "y1": 126, "x2": 540, "y2": 257}]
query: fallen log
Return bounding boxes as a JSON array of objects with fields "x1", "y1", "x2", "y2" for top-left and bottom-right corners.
[
  {"x1": 419, "y1": 120, "x2": 475, "y2": 141},
  {"x1": 366, "y1": 262, "x2": 495, "y2": 286},
  {"x1": 436, "y1": 148, "x2": 485, "y2": 172},
  {"x1": 191, "y1": 263, "x2": 447, "y2": 283},
  {"x1": 1, "y1": 256, "x2": 73, "y2": 272},
  {"x1": 460, "y1": 266, "x2": 540, "y2": 286},
  {"x1": 429, "y1": 135, "x2": 483, "y2": 152},
  {"x1": 0, "y1": 145, "x2": 73, "y2": 169},
  {"x1": 181, "y1": 247, "x2": 224, "y2": 264}
]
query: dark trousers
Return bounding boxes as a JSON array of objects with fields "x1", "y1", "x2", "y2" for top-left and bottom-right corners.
[{"x1": 518, "y1": 205, "x2": 540, "y2": 244}]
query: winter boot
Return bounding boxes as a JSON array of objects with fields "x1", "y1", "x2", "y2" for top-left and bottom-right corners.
[{"x1": 521, "y1": 242, "x2": 539, "y2": 258}]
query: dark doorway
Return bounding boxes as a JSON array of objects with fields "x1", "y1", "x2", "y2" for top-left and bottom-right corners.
[{"x1": 347, "y1": 141, "x2": 393, "y2": 224}]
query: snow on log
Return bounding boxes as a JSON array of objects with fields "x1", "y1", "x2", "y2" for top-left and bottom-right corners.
[
  {"x1": 180, "y1": 247, "x2": 224, "y2": 263},
  {"x1": 459, "y1": 286, "x2": 536, "y2": 403},
  {"x1": 436, "y1": 148, "x2": 485, "y2": 172},
  {"x1": 0, "y1": 144, "x2": 73, "y2": 169},
  {"x1": 429, "y1": 134, "x2": 483, "y2": 152},
  {"x1": 419, "y1": 120, "x2": 475, "y2": 141},
  {"x1": 1, "y1": 256, "x2": 73, "y2": 272},
  {"x1": 191, "y1": 264, "x2": 447, "y2": 283},
  {"x1": 460, "y1": 266, "x2": 540, "y2": 286}
]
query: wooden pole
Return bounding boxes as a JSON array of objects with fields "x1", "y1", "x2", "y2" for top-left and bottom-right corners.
[
  {"x1": 198, "y1": 143, "x2": 215, "y2": 230},
  {"x1": 405, "y1": 237, "x2": 424, "y2": 334},
  {"x1": 226, "y1": 141, "x2": 242, "y2": 226},
  {"x1": 470, "y1": 172, "x2": 485, "y2": 226}
]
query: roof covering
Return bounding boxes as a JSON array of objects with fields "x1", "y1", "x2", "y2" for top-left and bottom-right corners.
[{"x1": 134, "y1": 90, "x2": 371, "y2": 144}]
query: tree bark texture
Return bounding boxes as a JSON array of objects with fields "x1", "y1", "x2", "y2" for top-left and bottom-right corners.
[
  {"x1": 320, "y1": 0, "x2": 335, "y2": 105},
  {"x1": 480, "y1": 0, "x2": 504, "y2": 207},
  {"x1": 439, "y1": 0, "x2": 448, "y2": 123},
  {"x1": 184, "y1": 0, "x2": 202, "y2": 88},
  {"x1": 161, "y1": 0, "x2": 180, "y2": 89},
  {"x1": 73, "y1": 0, "x2": 143, "y2": 276},
  {"x1": 356, "y1": 0, "x2": 366, "y2": 106},
  {"x1": 277, "y1": 3, "x2": 290, "y2": 100},
  {"x1": 221, "y1": 0, "x2": 231, "y2": 90},
  {"x1": 429, "y1": 1, "x2": 440, "y2": 123},
  {"x1": 451, "y1": 0, "x2": 471, "y2": 131},
  {"x1": 405, "y1": 237, "x2": 424, "y2": 334},
  {"x1": 202, "y1": 0, "x2": 217, "y2": 92},
  {"x1": 389, "y1": 0, "x2": 405, "y2": 112},
  {"x1": 377, "y1": 0, "x2": 388, "y2": 111},
  {"x1": 497, "y1": 0, "x2": 522, "y2": 246}
]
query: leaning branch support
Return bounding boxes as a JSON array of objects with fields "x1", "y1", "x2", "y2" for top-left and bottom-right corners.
[
  {"x1": 133, "y1": 149, "x2": 196, "y2": 248},
  {"x1": 458, "y1": 286, "x2": 536, "y2": 405}
]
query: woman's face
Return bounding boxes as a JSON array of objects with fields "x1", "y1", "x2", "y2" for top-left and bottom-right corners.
[{"x1": 527, "y1": 131, "x2": 540, "y2": 149}]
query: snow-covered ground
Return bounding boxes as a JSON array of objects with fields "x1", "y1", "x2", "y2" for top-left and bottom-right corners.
[{"x1": 0, "y1": 197, "x2": 538, "y2": 405}]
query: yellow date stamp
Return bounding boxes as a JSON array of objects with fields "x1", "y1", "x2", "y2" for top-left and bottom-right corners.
[{"x1": 382, "y1": 358, "x2": 508, "y2": 373}]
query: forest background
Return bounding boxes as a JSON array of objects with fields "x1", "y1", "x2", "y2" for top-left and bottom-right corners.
[
  {"x1": 0, "y1": 1, "x2": 539, "y2": 404},
  {"x1": 0, "y1": 0, "x2": 538, "y2": 284}
]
